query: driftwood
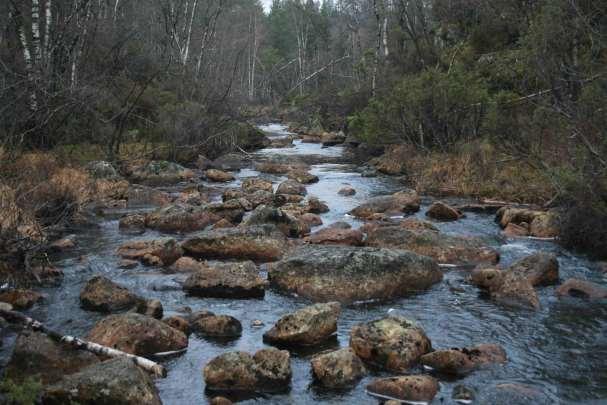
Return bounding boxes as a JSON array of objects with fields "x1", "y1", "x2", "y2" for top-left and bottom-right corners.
[{"x1": 0, "y1": 309, "x2": 167, "y2": 378}]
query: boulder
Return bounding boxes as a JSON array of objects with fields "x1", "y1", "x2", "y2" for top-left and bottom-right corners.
[
  {"x1": 307, "y1": 197, "x2": 330, "y2": 214},
  {"x1": 287, "y1": 170, "x2": 319, "y2": 184},
  {"x1": 365, "y1": 226, "x2": 499, "y2": 265},
  {"x1": 87, "y1": 313, "x2": 188, "y2": 356},
  {"x1": 426, "y1": 201, "x2": 464, "y2": 221},
  {"x1": 183, "y1": 260, "x2": 266, "y2": 298},
  {"x1": 145, "y1": 204, "x2": 220, "y2": 233},
  {"x1": 276, "y1": 179, "x2": 307, "y2": 196},
  {"x1": 210, "y1": 397, "x2": 234, "y2": 405},
  {"x1": 41, "y1": 357, "x2": 161, "y2": 405},
  {"x1": 205, "y1": 200, "x2": 247, "y2": 223},
  {"x1": 182, "y1": 225, "x2": 288, "y2": 262},
  {"x1": 163, "y1": 316, "x2": 191, "y2": 335},
  {"x1": 117, "y1": 238, "x2": 183, "y2": 266},
  {"x1": 190, "y1": 311, "x2": 242, "y2": 338},
  {"x1": 196, "y1": 155, "x2": 213, "y2": 170},
  {"x1": 130, "y1": 161, "x2": 194, "y2": 186},
  {"x1": 86, "y1": 161, "x2": 120, "y2": 180},
  {"x1": 80, "y1": 276, "x2": 143, "y2": 313},
  {"x1": 503, "y1": 222, "x2": 529, "y2": 237},
  {"x1": 204, "y1": 348, "x2": 291, "y2": 392},
  {"x1": 170, "y1": 256, "x2": 209, "y2": 273},
  {"x1": 470, "y1": 268, "x2": 540, "y2": 309},
  {"x1": 300, "y1": 213, "x2": 323, "y2": 227},
  {"x1": 246, "y1": 190, "x2": 276, "y2": 208},
  {"x1": 310, "y1": 348, "x2": 367, "y2": 388},
  {"x1": 400, "y1": 217, "x2": 439, "y2": 232},
  {"x1": 338, "y1": 186, "x2": 356, "y2": 196},
  {"x1": 4, "y1": 330, "x2": 99, "y2": 384},
  {"x1": 556, "y1": 278, "x2": 607, "y2": 299},
  {"x1": 496, "y1": 207, "x2": 559, "y2": 238},
  {"x1": 350, "y1": 191, "x2": 420, "y2": 218},
  {"x1": 366, "y1": 375, "x2": 439, "y2": 403},
  {"x1": 222, "y1": 188, "x2": 246, "y2": 202},
  {"x1": 213, "y1": 218, "x2": 235, "y2": 229},
  {"x1": 321, "y1": 131, "x2": 346, "y2": 147},
  {"x1": 212, "y1": 153, "x2": 250, "y2": 171},
  {"x1": 509, "y1": 252, "x2": 559, "y2": 286},
  {"x1": 305, "y1": 226, "x2": 363, "y2": 246},
  {"x1": 529, "y1": 212, "x2": 560, "y2": 238},
  {"x1": 269, "y1": 245, "x2": 442, "y2": 304},
  {"x1": 350, "y1": 316, "x2": 432, "y2": 372},
  {"x1": 241, "y1": 178, "x2": 273, "y2": 193},
  {"x1": 205, "y1": 169, "x2": 235, "y2": 183},
  {"x1": 263, "y1": 302, "x2": 340, "y2": 346},
  {"x1": 255, "y1": 159, "x2": 308, "y2": 174},
  {"x1": 119, "y1": 259, "x2": 139, "y2": 269},
  {"x1": 119, "y1": 214, "x2": 146, "y2": 234},
  {"x1": 270, "y1": 137, "x2": 295, "y2": 148},
  {"x1": 126, "y1": 184, "x2": 171, "y2": 207},
  {"x1": 137, "y1": 299, "x2": 163, "y2": 319},
  {"x1": 243, "y1": 205, "x2": 310, "y2": 237},
  {"x1": 175, "y1": 190, "x2": 208, "y2": 206},
  {"x1": 0, "y1": 289, "x2": 42, "y2": 309},
  {"x1": 420, "y1": 343, "x2": 507, "y2": 375}
]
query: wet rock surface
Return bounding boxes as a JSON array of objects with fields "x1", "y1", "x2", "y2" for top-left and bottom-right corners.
[
  {"x1": 420, "y1": 343, "x2": 507, "y2": 375},
  {"x1": 366, "y1": 375, "x2": 439, "y2": 402},
  {"x1": 310, "y1": 348, "x2": 367, "y2": 388},
  {"x1": 183, "y1": 260, "x2": 267, "y2": 298},
  {"x1": 268, "y1": 245, "x2": 442, "y2": 303}
]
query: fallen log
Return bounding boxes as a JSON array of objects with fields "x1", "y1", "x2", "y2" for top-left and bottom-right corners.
[{"x1": 0, "y1": 309, "x2": 167, "y2": 378}]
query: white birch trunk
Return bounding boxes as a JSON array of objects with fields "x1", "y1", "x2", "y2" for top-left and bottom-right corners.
[
  {"x1": 183, "y1": 0, "x2": 198, "y2": 65},
  {"x1": 31, "y1": 0, "x2": 42, "y2": 67},
  {"x1": 44, "y1": 0, "x2": 52, "y2": 66},
  {"x1": 18, "y1": 16, "x2": 38, "y2": 111}
]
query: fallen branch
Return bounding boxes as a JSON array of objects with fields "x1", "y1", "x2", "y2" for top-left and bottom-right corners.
[{"x1": 0, "y1": 309, "x2": 167, "y2": 378}]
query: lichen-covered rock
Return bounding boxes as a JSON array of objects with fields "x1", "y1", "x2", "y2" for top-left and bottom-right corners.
[
  {"x1": 287, "y1": 170, "x2": 319, "y2": 184},
  {"x1": 509, "y1": 252, "x2": 559, "y2": 286},
  {"x1": 300, "y1": 213, "x2": 323, "y2": 227},
  {"x1": 366, "y1": 375, "x2": 439, "y2": 402},
  {"x1": 263, "y1": 302, "x2": 340, "y2": 346},
  {"x1": 241, "y1": 178, "x2": 273, "y2": 193},
  {"x1": 87, "y1": 313, "x2": 188, "y2": 356},
  {"x1": 41, "y1": 357, "x2": 161, "y2": 405},
  {"x1": 130, "y1": 160, "x2": 194, "y2": 186},
  {"x1": 86, "y1": 161, "x2": 120, "y2": 179},
  {"x1": 350, "y1": 191, "x2": 420, "y2": 218},
  {"x1": 117, "y1": 238, "x2": 183, "y2": 266},
  {"x1": 170, "y1": 256, "x2": 209, "y2": 273},
  {"x1": 420, "y1": 343, "x2": 507, "y2": 375},
  {"x1": 350, "y1": 316, "x2": 432, "y2": 372},
  {"x1": 276, "y1": 179, "x2": 307, "y2": 196},
  {"x1": 203, "y1": 348, "x2": 291, "y2": 392},
  {"x1": 470, "y1": 268, "x2": 540, "y2": 309},
  {"x1": 205, "y1": 169, "x2": 235, "y2": 183},
  {"x1": 243, "y1": 205, "x2": 310, "y2": 237},
  {"x1": 190, "y1": 311, "x2": 242, "y2": 338},
  {"x1": 305, "y1": 226, "x2": 363, "y2": 246},
  {"x1": 119, "y1": 214, "x2": 146, "y2": 234},
  {"x1": 182, "y1": 225, "x2": 288, "y2": 262},
  {"x1": 366, "y1": 226, "x2": 499, "y2": 265},
  {"x1": 163, "y1": 316, "x2": 191, "y2": 335},
  {"x1": 4, "y1": 330, "x2": 99, "y2": 384},
  {"x1": 496, "y1": 207, "x2": 559, "y2": 238},
  {"x1": 80, "y1": 276, "x2": 143, "y2": 313},
  {"x1": 145, "y1": 204, "x2": 221, "y2": 233},
  {"x1": 426, "y1": 201, "x2": 464, "y2": 221},
  {"x1": 310, "y1": 348, "x2": 367, "y2": 388},
  {"x1": 269, "y1": 245, "x2": 442, "y2": 304},
  {"x1": 183, "y1": 260, "x2": 266, "y2": 298}
]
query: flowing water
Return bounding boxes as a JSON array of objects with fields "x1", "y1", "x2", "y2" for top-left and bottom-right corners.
[{"x1": 2, "y1": 123, "x2": 606, "y2": 404}]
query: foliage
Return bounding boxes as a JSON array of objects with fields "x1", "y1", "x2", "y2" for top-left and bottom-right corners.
[{"x1": 0, "y1": 378, "x2": 43, "y2": 405}]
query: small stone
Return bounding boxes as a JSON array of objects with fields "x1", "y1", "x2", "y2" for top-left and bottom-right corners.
[
  {"x1": 0, "y1": 289, "x2": 43, "y2": 310},
  {"x1": 190, "y1": 311, "x2": 242, "y2": 338},
  {"x1": 338, "y1": 186, "x2": 356, "y2": 196}
]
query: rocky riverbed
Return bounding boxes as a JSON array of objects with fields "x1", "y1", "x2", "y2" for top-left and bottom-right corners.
[{"x1": 1, "y1": 123, "x2": 606, "y2": 404}]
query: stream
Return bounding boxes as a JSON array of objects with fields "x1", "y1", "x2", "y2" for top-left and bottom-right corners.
[{"x1": 2, "y1": 123, "x2": 606, "y2": 404}]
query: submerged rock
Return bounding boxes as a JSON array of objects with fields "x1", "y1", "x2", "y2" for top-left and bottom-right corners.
[
  {"x1": 366, "y1": 226, "x2": 499, "y2": 265},
  {"x1": 350, "y1": 191, "x2": 420, "y2": 218},
  {"x1": 87, "y1": 312, "x2": 188, "y2": 356},
  {"x1": 263, "y1": 302, "x2": 340, "y2": 346},
  {"x1": 4, "y1": 330, "x2": 99, "y2": 384},
  {"x1": 183, "y1": 261, "x2": 266, "y2": 298},
  {"x1": 268, "y1": 245, "x2": 441, "y2": 304},
  {"x1": 350, "y1": 316, "x2": 432, "y2": 372},
  {"x1": 556, "y1": 278, "x2": 607, "y2": 299},
  {"x1": 310, "y1": 348, "x2": 367, "y2": 388},
  {"x1": 420, "y1": 343, "x2": 507, "y2": 375},
  {"x1": 42, "y1": 357, "x2": 161, "y2": 405},
  {"x1": 182, "y1": 225, "x2": 288, "y2": 262},
  {"x1": 204, "y1": 348, "x2": 291, "y2": 392},
  {"x1": 366, "y1": 375, "x2": 439, "y2": 403}
]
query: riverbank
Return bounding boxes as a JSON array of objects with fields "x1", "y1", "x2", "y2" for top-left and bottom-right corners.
[{"x1": 0, "y1": 123, "x2": 606, "y2": 404}]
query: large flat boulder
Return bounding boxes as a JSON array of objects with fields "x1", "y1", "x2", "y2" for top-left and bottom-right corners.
[
  {"x1": 268, "y1": 245, "x2": 442, "y2": 304},
  {"x1": 365, "y1": 226, "x2": 499, "y2": 265},
  {"x1": 183, "y1": 261, "x2": 266, "y2": 298},
  {"x1": 41, "y1": 357, "x2": 161, "y2": 405},
  {"x1": 182, "y1": 225, "x2": 288, "y2": 262},
  {"x1": 117, "y1": 238, "x2": 183, "y2": 266},
  {"x1": 350, "y1": 191, "x2": 420, "y2": 218},
  {"x1": 145, "y1": 204, "x2": 221, "y2": 233}
]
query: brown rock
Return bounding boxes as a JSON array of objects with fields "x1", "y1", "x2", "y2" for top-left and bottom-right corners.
[
  {"x1": 287, "y1": 170, "x2": 319, "y2": 184},
  {"x1": 338, "y1": 186, "x2": 356, "y2": 196},
  {"x1": 503, "y1": 222, "x2": 529, "y2": 237},
  {"x1": 118, "y1": 259, "x2": 139, "y2": 269},
  {"x1": 470, "y1": 268, "x2": 540, "y2": 309},
  {"x1": 366, "y1": 375, "x2": 439, "y2": 402},
  {"x1": 556, "y1": 278, "x2": 607, "y2": 299},
  {"x1": 117, "y1": 238, "x2": 183, "y2": 266},
  {"x1": 170, "y1": 256, "x2": 209, "y2": 273},
  {"x1": 241, "y1": 178, "x2": 273, "y2": 193},
  {"x1": 243, "y1": 205, "x2": 310, "y2": 238},
  {"x1": 350, "y1": 316, "x2": 432, "y2": 372},
  {"x1": 183, "y1": 260, "x2": 266, "y2": 298},
  {"x1": 300, "y1": 213, "x2": 323, "y2": 227},
  {"x1": 145, "y1": 204, "x2": 221, "y2": 233},
  {"x1": 420, "y1": 343, "x2": 507, "y2": 375},
  {"x1": 163, "y1": 316, "x2": 191, "y2": 335},
  {"x1": 119, "y1": 214, "x2": 146, "y2": 234},
  {"x1": 426, "y1": 201, "x2": 464, "y2": 221},
  {"x1": 509, "y1": 252, "x2": 559, "y2": 286},
  {"x1": 205, "y1": 169, "x2": 235, "y2": 182},
  {"x1": 210, "y1": 397, "x2": 233, "y2": 405},
  {"x1": 263, "y1": 302, "x2": 340, "y2": 346},
  {"x1": 307, "y1": 197, "x2": 329, "y2": 214},
  {"x1": 350, "y1": 191, "x2": 420, "y2": 218},
  {"x1": 305, "y1": 227, "x2": 363, "y2": 246},
  {"x1": 87, "y1": 313, "x2": 188, "y2": 356},
  {"x1": 310, "y1": 348, "x2": 367, "y2": 388},
  {"x1": 276, "y1": 179, "x2": 307, "y2": 196},
  {"x1": 0, "y1": 289, "x2": 42, "y2": 309},
  {"x1": 79, "y1": 276, "x2": 143, "y2": 313},
  {"x1": 190, "y1": 312, "x2": 242, "y2": 338}
]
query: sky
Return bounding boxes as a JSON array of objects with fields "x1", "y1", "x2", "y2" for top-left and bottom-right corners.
[{"x1": 261, "y1": 0, "x2": 273, "y2": 12}]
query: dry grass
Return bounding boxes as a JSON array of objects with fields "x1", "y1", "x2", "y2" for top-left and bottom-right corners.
[{"x1": 376, "y1": 140, "x2": 555, "y2": 204}]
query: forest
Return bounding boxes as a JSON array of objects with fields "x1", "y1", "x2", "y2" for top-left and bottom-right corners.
[{"x1": 0, "y1": 0, "x2": 606, "y2": 404}]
